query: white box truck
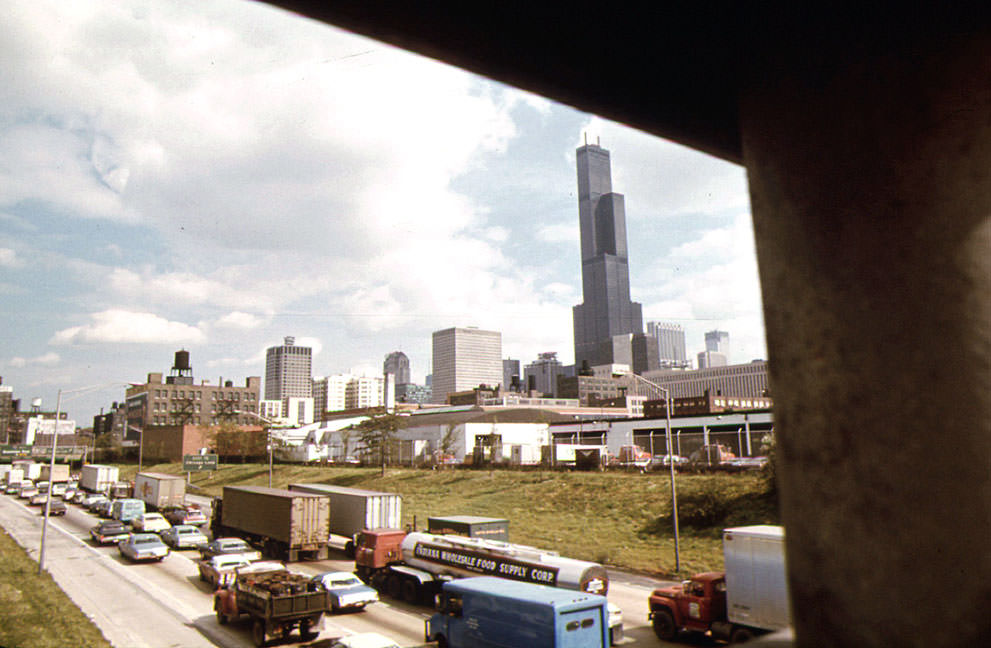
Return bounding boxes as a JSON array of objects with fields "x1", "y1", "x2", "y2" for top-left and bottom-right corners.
[
  {"x1": 80, "y1": 464, "x2": 120, "y2": 494},
  {"x1": 134, "y1": 472, "x2": 186, "y2": 510},
  {"x1": 648, "y1": 525, "x2": 790, "y2": 643}
]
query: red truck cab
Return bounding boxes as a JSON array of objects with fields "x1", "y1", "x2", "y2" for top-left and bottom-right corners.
[
  {"x1": 648, "y1": 571, "x2": 728, "y2": 641},
  {"x1": 353, "y1": 528, "x2": 406, "y2": 582}
]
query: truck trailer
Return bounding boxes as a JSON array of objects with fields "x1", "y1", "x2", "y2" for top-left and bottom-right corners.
[
  {"x1": 39, "y1": 464, "x2": 70, "y2": 483},
  {"x1": 355, "y1": 530, "x2": 623, "y2": 644},
  {"x1": 427, "y1": 516, "x2": 509, "y2": 541},
  {"x1": 213, "y1": 486, "x2": 330, "y2": 561},
  {"x1": 648, "y1": 525, "x2": 790, "y2": 643},
  {"x1": 134, "y1": 472, "x2": 186, "y2": 510},
  {"x1": 80, "y1": 464, "x2": 120, "y2": 494},
  {"x1": 287, "y1": 483, "x2": 401, "y2": 555},
  {"x1": 427, "y1": 576, "x2": 610, "y2": 648}
]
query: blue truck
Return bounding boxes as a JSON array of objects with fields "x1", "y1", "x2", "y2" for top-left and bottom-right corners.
[{"x1": 425, "y1": 576, "x2": 609, "y2": 648}]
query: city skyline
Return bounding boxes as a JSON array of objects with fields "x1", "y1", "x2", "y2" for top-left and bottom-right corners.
[{"x1": 0, "y1": 0, "x2": 765, "y2": 421}]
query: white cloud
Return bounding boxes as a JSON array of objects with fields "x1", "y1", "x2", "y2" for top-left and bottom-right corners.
[
  {"x1": 0, "y1": 248, "x2": 24, "y2": 268},
  {"x1": 213, "y1": 311, "x2": 265, "y2": 330},
  {"x1": 50, "y1": 310, "x2": 205, "y2": 345},
  {"x1": 7, "y1": 352, "x2": 60, "y2": 368},
  {"x1": 536, "y1": 223, "x2": 578, "y2": 244}
]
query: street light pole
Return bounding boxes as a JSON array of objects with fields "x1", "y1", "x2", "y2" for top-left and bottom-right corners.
[
  {"x1": 38, "y1": 388, "x2": 63, "y2": 575},
  {"x1": 617, "y1": 369, "x2": 681, "y2": 573}
]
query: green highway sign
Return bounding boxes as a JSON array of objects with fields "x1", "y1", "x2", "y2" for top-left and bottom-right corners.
[
  {"x1": 182, "y1": 453, "x2": 218, "y2": 472},
  {"x1": 1, "y1": 445, "x2": 32, "y2": 457}
]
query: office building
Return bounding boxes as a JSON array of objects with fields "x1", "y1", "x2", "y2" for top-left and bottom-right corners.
[
  {"x1": 431, "y1": 327, "x2": 502, "y2": 404},
  {"x1": 697, "y1": 350, "x2": 728, "y2": 369},
  {"x1": 648, "y1": 321, "x2": 690, "y2": 368},
  {"x1": 705, "y1": 330, "x2": 730, "y2": 355},
  {"x1": 383, "y1": 351, "x2": 411, "y2": 386},
  {"x1": 265, "y1": 336, "x2": 313, "y2": 409},
  {"x1": 313, "y1": 374, "x2": 384, "y2": 413},
  {"x1": 571, "y1": 141, "x2": 652, "y2": 371},
  {"x1": 642, "y1": 360, "x2": 770, "y2": 399},
  {"x1": 523, "y1": 352, "x2": 566, "y2": 397},
  {"x1": 503, "y1": 359, "x2": 521, "y2": 392}
]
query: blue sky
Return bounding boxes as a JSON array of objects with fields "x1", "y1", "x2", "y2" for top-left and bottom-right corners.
[{"x1": 0, "y1": 0, "x2": 765, "y2": 422}]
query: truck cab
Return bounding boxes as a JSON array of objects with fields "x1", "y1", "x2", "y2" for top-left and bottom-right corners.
[
  {"x1": 648, "y1": 572, "x2": 728, "y2": 640},
  {"x1": 353, "y1": 528, "x2": 406, "y2": 582}
]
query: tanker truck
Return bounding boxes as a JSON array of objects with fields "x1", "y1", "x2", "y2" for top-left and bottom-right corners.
[{"x1": 354, "y1": 530, "x2": 623, "y2": 645}]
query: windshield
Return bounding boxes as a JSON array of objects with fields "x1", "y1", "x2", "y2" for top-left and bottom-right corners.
[{"x1": 329, "y1": 577, "x2": 361, "y2": 587}]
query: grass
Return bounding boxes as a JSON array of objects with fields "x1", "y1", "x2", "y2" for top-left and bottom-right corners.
[
  {"x1": 0, "y1": 527, "x2": 112, "y2": 648},
  {"x1": 128, "y1": 462, "x2": 779, "y2": 577}
]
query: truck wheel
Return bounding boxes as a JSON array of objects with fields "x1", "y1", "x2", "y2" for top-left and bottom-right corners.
[
  {"x1": 401, "y1": 579, "x2": 419, "y2": 603},
  {"x1": 386, "y1": 574, "x2": 402, "y2": 600},
  {"x1": 731, "y1": 627, "x2": 757, "y2": 643},
  {"x1": 651, "y1": 609, "x2": 677, "y2": 641},
  {"x1": 251, "y1": 620, "x2": 267, "y2": 647},
  {"x1": 299, "y1": 619, "x2": 318, "y2": 642},
  {"x1": 215, "y1": 608, "x2": 228, "y2": 625},
  {"x1": 436, "y1": 635, "x2": 449, "y2": 648},
  {"x1": 345, "y1": 540, "x2": 355, "y2": 558}
]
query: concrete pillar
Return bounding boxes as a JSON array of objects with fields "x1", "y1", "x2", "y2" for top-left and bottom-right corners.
[{"x1": 740, "y1": 24, "x2": 990, "y2": 647}]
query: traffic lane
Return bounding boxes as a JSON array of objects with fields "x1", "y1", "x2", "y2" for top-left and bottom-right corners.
[
  {"x1": 46, "y1": 497, "x2": 436, "y2": 647},
  {"x1": 0, "y1": 494, "x2": 220, "y2": 648}
]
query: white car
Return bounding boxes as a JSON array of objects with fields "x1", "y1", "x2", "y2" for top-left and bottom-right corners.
[
  {"x1": 131, "y1": 513, "x2": 172, "y2": 533},
  {"x1": 311, "y1": 572, "x2": 379, "y2": 612},
  {"x1": 329, "y1": 633, "x2": 400, "y2": 648}
]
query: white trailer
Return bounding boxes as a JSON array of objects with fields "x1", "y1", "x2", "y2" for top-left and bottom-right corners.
[
  {"x1": 134, "y1": 472, "x2": 186, "y2": 510},
  {"x1": 723, "y1": 525, "x2": 791, "y2": 633},
  {"x1": 15, "y1": 462, "x2": 44, "y2": 480},
  {"x1": 80, "y1": 464, "x2": 120, "y2": 493},
  {"x1": 40, "y1": 464, "x2": 71, "y2": 483},
  {"x1": 2, "y1": 467, "x2": 23, "y2": 485},
  {"x1": 288, "y1": 484, "x2": 402, "y2": 555}
]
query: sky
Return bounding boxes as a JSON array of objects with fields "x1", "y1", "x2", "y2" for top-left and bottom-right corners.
[{"x1": 0, "y1": 0, "x2": 765, "y2": 423}]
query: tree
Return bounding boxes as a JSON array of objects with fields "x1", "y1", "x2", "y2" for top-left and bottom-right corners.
[
  {"x1": 354, "y1": 413, "x2": 403, "y2": 476},
  {"x1": 94, "y1": 432, "x2": 122, "y2": 462}
]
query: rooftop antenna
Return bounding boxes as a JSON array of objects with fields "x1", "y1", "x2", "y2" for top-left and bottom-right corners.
[
  {"x1": 597, "y1": 136, "x2": 601, "y2": 146},
  {"x1": 584, "y1": 132, "x2": 588, "y2": 145}
]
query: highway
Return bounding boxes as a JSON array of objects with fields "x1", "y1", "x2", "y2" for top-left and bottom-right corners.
[{"x1": 1, "y1": 492, "x2": 677, "y2": 647}]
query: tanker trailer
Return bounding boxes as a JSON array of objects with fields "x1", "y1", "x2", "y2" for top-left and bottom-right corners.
[{"x1": 354, "y1": 530, "x2": 623, "y2": 644}]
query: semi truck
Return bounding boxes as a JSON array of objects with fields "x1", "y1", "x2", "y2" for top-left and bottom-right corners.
[
  {"x1": 80, "y1": 464, "x2": 119, "y2": 494},
  {"x1": 354, "y1": 530, "x2": 623, "y2": 644},
  {"x1": 212, "y1": 486, "x2": 330, "y2": 561},
  {"x1": 427, "y1": 576, "x2": 610, "y2": 648},
  {"x1": 134, "y1": 472, "x2": 185, "y2": 511},
  {"x1": 648, "y1": 525, "x2": 790, "y2": 643},
  {"x1": 214, "y1": 562, "x2": 329, "y2": 647},
  {"x1": 287, "y1": 483, "x2": 401, "y2": 556}
]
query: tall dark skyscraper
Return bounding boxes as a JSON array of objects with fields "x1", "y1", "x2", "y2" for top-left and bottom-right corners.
[{"x1": 572, "y1": 141, "x2": 654, "y2": 371}]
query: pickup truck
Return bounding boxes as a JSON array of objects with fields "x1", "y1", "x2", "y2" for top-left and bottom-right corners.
[{"x1": 215, "y1": 562, "x2": 329, "y2": 646}]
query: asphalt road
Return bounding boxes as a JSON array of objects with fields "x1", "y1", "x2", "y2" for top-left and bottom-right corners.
[{"x1": 2, "y1": 492, "x2": 679, "y2": 647}]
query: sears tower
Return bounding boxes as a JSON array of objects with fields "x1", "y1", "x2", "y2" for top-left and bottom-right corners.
[{"x1": 572, "y1": 141, "x2": 656, "y2": 373}]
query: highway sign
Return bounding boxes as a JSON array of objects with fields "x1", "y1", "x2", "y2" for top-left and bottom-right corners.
[{"x1": 182, "y1": 453, "x2": 218, "y2": 472}]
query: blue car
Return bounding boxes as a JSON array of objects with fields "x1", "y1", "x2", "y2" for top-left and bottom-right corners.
[{"x1": 311, "y1": 571, "x2": 379, "y2": 612}]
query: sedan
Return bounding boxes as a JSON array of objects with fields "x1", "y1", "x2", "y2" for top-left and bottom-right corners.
[
  {"x1": 160, "y1": 524, "x2": 208, "y2": 550},
  {"x1": 94, "y1": 499, "x2": 115, "y2": 518},
  {"x1": 84, "y1": 495, "x2": 109, "y2": 512},
  {"x1": 118, "y1": 533, "x2": 170, "y2": 562},
  {"x1": 18, "y1": 487, "x2": 38, "y2": 499},
  {"x1": 312, "y1": 572, "x2": 380, "y2": 612},
  {"x1": 132, "y1": 513, "x2": 171, "y2": 534},
  {"x1": 198, "y1": 537, "x2": 261, "y2": 561},
  {"x1": 4, "y1": 484, "x2": 19, "y2": 495},
  {"x1": 91, "y1": 520, "x2": 131, "y2": 545},
  {"x1": 43, "y1": 499, "x2": 68, "y2": 516},
  {"x1": 29, "y1": 492, "x2": 48, "y2": 506},
  {"x1": 163, "y1": 505, "x2": 208, "y2": 526}
]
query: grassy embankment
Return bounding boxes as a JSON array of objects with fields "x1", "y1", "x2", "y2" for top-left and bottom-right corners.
[
  {"x1": 0, "y1": 527, "x2": 112, "y2": 648},
  {"x1": 123, "y1": 463, "x2": 779, "y2": 577}
]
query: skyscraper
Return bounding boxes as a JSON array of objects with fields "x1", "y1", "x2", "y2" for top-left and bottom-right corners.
[
  {"x1": 705, "y1": 330, "x2": 730, "y2": 355},
  {"x1": 383, "y1": 351, "x2": 411, "y2": 386},
  {"x1": 648, "y1": 321, "x2": 689, "y2": 368},
  {"x1": 431, "y1": 327, "x2": 502, "y2": 404},
  {"x1": 572, "y1": 141, "x2": 650, "y2": 370},
  {"x1": 264, "y1": 336, "x2": 313, "y2": 408}
]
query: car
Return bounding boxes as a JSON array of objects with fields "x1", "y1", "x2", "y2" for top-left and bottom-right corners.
[
  {"x1": 162, "y1": 505, "x2": 208, "y2": 526},
  {"x1": 198, "y1": 537, "x2": 261, "y2": 561},
  {"x1": 44, "y1": 499, "x2": 68, "y2": 516},
  {"x1": 94, "y1": 499, "x2": 115, "y2": 518},
  {"x1": 160, "y1": 524, "x2": 208, "y2": 549},
  {"x1": 50, "y1": 483, "x2": 66, "y2": 497},
  {"x1": 36, "y1": 481, "x2": 50, "y2": 494},
  {"x1": 91, "y1": 520, "x2": 131, "y2": 545},
  {"x1": 61, "y1": 487, "x2": 77, "y2": 500},
  {"x1": 19, "y1": 487, "x2": 39, "y2": 500},
  {"x1": 80, "y1": 493, "x2": 105, "y2": 507},
  {"x1": 197, "y1": 555, "x2": 268, "y2": 588},
  {"x1": 311, "y1": 571, "x2": 379, "y2": 612},
  {"x1": 118, "y1": 533, "x2": 170, "y2": 562},
  {"x1": 84, "y1": 495, "x2": 109, "y2": 511},
  {"x1": 132, "y1": 513, "x2": 171, "y2": 533},
  {"x1": 29, "y1": 492, "x2": 49, "y2": 506},
  {"x1": 4, "y1": 484, "x2": 19, "y2": 495},
  {"x1": 328, "y1": 632, "x2": 401, "y2": 648}
]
